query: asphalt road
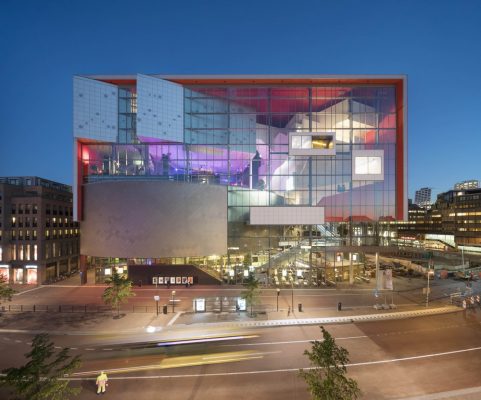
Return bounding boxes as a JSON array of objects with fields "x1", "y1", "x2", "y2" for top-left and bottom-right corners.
[{"x1": 1, "y1": 310, "x2": 481, "y2": 399}]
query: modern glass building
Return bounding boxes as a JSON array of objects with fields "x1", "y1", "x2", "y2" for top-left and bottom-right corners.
[{"x1": 74, "y1": 75, "x2": 407, "y2": 285}]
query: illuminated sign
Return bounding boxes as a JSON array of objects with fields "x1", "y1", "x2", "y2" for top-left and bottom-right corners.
[
  {"x1": 237, "y1": 298, "x2": 247, "y2": 311},
  {"x1": 194, "y1": 298, "x2": 205, "y2": 312}
]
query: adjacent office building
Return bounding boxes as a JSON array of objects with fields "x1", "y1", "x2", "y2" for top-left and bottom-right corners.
[
  {"x1": 388, "y1": 186, "x2": 481, "y2": 252},
  {"x1": 74, "y1": 75, "x2": 407, "y2": 284},
  {"x1": 414, "y1": 187, "x2": 431, "y2": 208},
  {"x1": 454, "y1": 180, "x2": 479, "y2": 190},
  {"x1": 0, "y1": 177, "x2": 80, "y2": 285}
]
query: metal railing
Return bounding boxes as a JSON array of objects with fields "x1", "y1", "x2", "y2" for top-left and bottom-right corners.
[{"x1": 0, "y1": 304, "x2": 162, "y2": 313}]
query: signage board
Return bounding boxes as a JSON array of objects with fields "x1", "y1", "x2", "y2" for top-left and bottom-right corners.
[
  {"x1": 237, "y1": 298, "x2": 247, "y2": 311},
  {"x1": 194, "y1": 298, "x2": 205, "y2": 312}
]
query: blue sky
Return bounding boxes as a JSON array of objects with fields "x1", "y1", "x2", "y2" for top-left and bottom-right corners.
[{"x1": 1, "y1": 0, "x2": 480, "y2": 199}]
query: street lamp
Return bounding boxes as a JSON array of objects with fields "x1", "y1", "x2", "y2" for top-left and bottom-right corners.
[
  {"x1": 426, "y1": 260, "x2": 432, "y2": 308},
  {"x1": 154, "y1": 295, "x2": 160, "y2": 316},
  {"x1": 171, "y1": 290, "x2": 176, "y2": 313},
  {"x1": 276, "y1": 288, "x2": 280, "y2": 312},
  {"x1": 291, "y1": 279, "x2": 294, "y2": 312}
]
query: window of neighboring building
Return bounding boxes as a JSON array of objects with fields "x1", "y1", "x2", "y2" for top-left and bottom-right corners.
[
  {"x1": 33, "y1": 230, "x2": 37, "y2": 240},
  {"x1": 11, "y1": 217, "x2": 16, "y2": 227},
  {"x1": 33, "y1": 245, "x2": 38, "y2": 261},
  {"x1": 18, "y1": 204, "x2": 23, "y2": 214},
  {"x1": 46, "y1": 204, "x2": 51, "y2": 215},
  {"x1": 11, "y1": 230, "x2": 16, "y2": 240},
  {"x1": 0, "y1": 246, "x2": 2, "y2": 261},
  {"x1": 33, "y1": 204, "x2": 38, "y2": 214},
  {"x1": 33, "y1": 217, "x2": 38, "y2": 227},
  {"x1": 11, "y1": 204, "x2": 16, "y2": 214},
  {"x1": 25, "y1": 204, "x2": 31, "y2": 214}
]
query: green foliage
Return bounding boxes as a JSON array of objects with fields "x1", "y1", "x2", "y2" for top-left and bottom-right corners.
[
  {"x1": 243, "y1": 253, "x2": 252, "y2": 268},
  {"x1": 300, "y1": 326, "x2": 362, "y2": 400},
  {"x1": 102, "y1": 269, "x2": 135, "y2": 316},
  {"x1": 0, "y1": 273, "x2": 15, "y2": 304},
  {"x1": 241, "y1": 274, "x2": 260, "y2": 317},
  {"x1": 0, "y1": 333, "x2": 81, "y2": 400}
]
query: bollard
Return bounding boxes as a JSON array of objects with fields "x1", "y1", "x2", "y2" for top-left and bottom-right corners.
[
  {"x1": 298, "y1": 303, "x2": 303, "y2": 312},
  {"x1": 337, "y1": 302, "x2": 342, "y2": 311},
  {"x1": 163, "y1": 305, "x2": 168, "y2": 314}
]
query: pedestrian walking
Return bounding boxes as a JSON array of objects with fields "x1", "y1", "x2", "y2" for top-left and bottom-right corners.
[
  {"x1": 287, "y1": 306, "x2": 291, "y2": 316},
  {"x1": 96, "y1": 371, "x2": 108, "y2": 395}
]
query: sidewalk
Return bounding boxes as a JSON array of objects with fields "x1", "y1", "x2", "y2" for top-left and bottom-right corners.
[{"x1": 0, "y1": 300, "x2": 461, "y2": 336}]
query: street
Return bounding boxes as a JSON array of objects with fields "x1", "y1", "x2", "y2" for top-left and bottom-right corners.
[{"x1": 1, "y1": 302, "x2": 481, "y2": 398}]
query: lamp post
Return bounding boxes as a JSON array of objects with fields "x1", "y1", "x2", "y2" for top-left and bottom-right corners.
[
  {"x1": 426, "y1": 261, "x2": 431, "y2": 308},
  {"x1": 154, "y1": 295, "x2": 160, "y2": 316},
  {"x1": 276, "y1": 288, "x2": 280, "y2": 312},
  {"x1": 171, "y1": 290, "x2": 176, "y2": 313},
  {"x1": 291, "y1": 279, "x2": 294, "y2": 312}
]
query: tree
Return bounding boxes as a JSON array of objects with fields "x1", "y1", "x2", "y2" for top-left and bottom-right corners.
[
  {"x1": 0, "y1": 333, "x2": 81, "y2": 400},
  {"x1": 0, "y1": 273, "x2": 15, "y2": 305},
  {"x1": 102, "y1": 269, "x2": 135, "y2": 317},
  {"x1": 241, "y1": 274, "x2": 260, "y2": 317},
  {"x1": 299, "y1": 326, "x2": 362, "y2": 400}
]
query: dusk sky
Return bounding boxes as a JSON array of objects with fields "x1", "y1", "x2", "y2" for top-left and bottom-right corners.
[{"x1": 1, "y1": 0, "x2": 480, "y2": 199}]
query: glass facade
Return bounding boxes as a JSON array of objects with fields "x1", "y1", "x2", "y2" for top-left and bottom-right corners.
[{"x1": 75, "y1": 76, "x2": 406, "y2": 285}]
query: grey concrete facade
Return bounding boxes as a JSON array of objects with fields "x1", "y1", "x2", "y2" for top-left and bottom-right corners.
[{"x1": 81, "y1": 180, "x2": 227, "y2": 258}]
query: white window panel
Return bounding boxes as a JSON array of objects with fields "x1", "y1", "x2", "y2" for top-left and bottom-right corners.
[
  {"x1": 250, "y1": 206, "x2": 324, "y2": 225},
  {"x1": 352, "y1": 149, "x2": 384, "y2": 181}
]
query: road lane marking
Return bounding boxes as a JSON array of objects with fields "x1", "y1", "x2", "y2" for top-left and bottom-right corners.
[
  {"x1": 67, "y1": 344, "x2": 481, "y2": 379},
  {"x1": 202, "y1": 351, "x2": 280, "y2": 360},
  {"x1": 72, "y1": 350, "x2": 274, "y2": 376},
  {"x1": 167, "y1": 312, "x2": 183, "y2": 327},
  {"x1": 399, "y1": 385, "x2": 481, "y2": 400},
  {"x1": 13, "y1": 286, "x2": 44, "y2": 296}
]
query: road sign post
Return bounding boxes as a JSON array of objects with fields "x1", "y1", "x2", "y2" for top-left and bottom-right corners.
[{"x1": 154, "y1": 295, "x2": 160, "y2": 316}]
